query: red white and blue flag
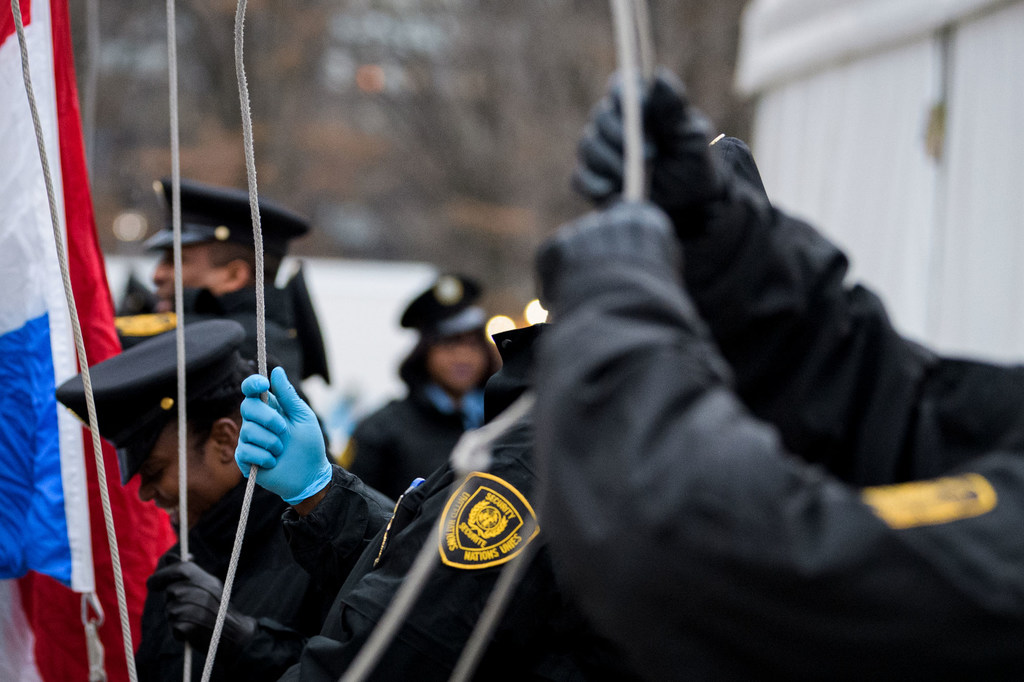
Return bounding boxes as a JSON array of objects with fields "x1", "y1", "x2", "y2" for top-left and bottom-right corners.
[{"x1": 0, "y1": 2, "x2": 174, "y2": 680}]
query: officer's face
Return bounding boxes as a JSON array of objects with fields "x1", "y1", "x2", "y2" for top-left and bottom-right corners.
[
  {"x1": 152, "y1": 244, "x2": 239, "y2": 313},
  {"x1": 136, "y1": 419, "x2": 243, "y2": 529},
  {"x1": 426, "y1": 331, "x2": 492, "y2": 400}
]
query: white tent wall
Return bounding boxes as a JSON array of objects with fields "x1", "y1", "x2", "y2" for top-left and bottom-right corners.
[
  {"x1": 934, "y1": 2, "x2": 1024, "y2": 357},
  {"x1": 737, "y1": 0, "x2": 1024, "y2": 360},
  {"x1": 748, "y1": 37, "x2": 941, "y2": 338}
]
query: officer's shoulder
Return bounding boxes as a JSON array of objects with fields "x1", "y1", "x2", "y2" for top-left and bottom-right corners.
[
  {"x1": 114, "y1": 313, "x2": 179, "y2": 350},
  {"x1": 114, "y1": 312, "x2": 178, "y2": 339}
]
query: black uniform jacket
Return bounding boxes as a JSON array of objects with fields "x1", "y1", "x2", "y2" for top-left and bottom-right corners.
[
  {"x1": 280, "y1": 325, "x2": 639, "y2": 681},
  {"x1": 137, "y1": 477, "x2": 391, "y2": 681},
  {"x1": 347, "y1": 389, "x2": 467, "y2": 499},
  {"x1": 682, "y1": 184, "x2": 1024, "y2": 485},
  {"x1": 534, "y1": 202, "x2": 1024, "y2": 681}
]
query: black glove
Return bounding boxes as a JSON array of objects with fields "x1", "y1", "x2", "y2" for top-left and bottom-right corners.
[
  {"x1": 536, "y1": 201, "x2": 678, "y2": 311},
  {"x1": 572, "y1": 69, "x2": 726, "y2": 236},
  {"x1": 147, "y1": 557, "x2": 258, "y2": 652}
]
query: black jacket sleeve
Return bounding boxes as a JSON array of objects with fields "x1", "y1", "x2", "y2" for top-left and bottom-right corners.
[
  {"x1": 683, "y1": 186, "x2": 1024, "y2": 484},
  {"x1": 280, "y1": 422, "x2": 616, "y2": 681},
  {"x1": 282, "y1": 465, "x2": 394, "y2": 597},
  {"x1": 534, "y1": 205, "x2": 1024, "y2": 680}
]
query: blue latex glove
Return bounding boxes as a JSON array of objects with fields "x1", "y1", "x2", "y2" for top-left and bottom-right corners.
[{"x1": 235, "y1": 367, "x2": 332, "y2": 505}]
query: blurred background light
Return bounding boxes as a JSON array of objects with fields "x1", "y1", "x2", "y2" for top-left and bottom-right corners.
[
  {"x1": 112, "y1": 211, "x2": 147, "y2": 242},
  {"x1": 486, "y1": 314, "x2": 516, "y2": 340},
  {"x1": 523, "y1": 298, "x2": 548, "y2": 325}
]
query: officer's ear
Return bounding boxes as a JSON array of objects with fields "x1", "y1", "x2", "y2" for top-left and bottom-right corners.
[
  {"x1": 219, "y1": 259, "x2": 255, "y2": 293},
  {"x1": 207, "y1": 417, "x2": 241, "y2": 465}
]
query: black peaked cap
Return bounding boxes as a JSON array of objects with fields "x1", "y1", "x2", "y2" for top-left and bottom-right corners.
[
  {"x1": 144, "y1": 178, "x2": 310, "y2": 256},
  {"x1": 400, "y1": 274, "x2": 485, "y2": 339},
  {"x1": 55, "y1": 319, "x2": 246, "y2": 484}
]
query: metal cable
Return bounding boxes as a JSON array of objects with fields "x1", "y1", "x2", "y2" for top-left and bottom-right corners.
[
  {"x1": 82, "y1": 0, "x2": 99, "y2": 178},
  {"x1": 632, "y1": 0, "x2": 654, "y2": 81},
  {"x1": 12, "y1": 1, "x2": 135, "y2": 679},
  {"x1": 447, "y1": 517, "x2": 539, "y2": 682},
  {"x1": 163, "y1": 0, "x2": 192, "y2": 676},
  {"x1": 610, "y1": 0, "x2": 645, "y2": 202},
  {"x1": 446, "y1": 4, "x2": 656, "y2": 676},
  {"x1": 199, "y1": 0, "x2": 264, "y2": 678},
  {"x1": 446, "y1": 11, "x2": 655, "y2": 680}
]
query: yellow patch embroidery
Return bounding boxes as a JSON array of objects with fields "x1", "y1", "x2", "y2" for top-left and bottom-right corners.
[
  {"x1": 114, "y1": 313, "x2": 177, "y2": 337},
  {"x1": 438, "y1": 472, "x2": 539, "y2": 569},
  {"x1": 861, "y1": 473, "x2": 997, "y2": 529}
]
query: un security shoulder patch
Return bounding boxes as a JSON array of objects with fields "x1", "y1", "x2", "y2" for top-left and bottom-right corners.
[
  {"x1": 438, "y1": 472, "x2": 539, "y2": 569},
  {"x1": 862, "y1": 473, "x2": 997, "y2": 529}
]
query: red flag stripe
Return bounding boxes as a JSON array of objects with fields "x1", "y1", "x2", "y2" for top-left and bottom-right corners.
[{"x1": 0, "y1": 0, "x2": 31, "y2": 47}]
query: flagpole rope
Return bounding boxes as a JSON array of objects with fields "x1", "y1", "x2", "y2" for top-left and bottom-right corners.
[
  {"x1": 333, "y1": 14, "x2": 648, "y2": 680},
  {"x1": 11, "y1": 2, "x2": 136, "y2": 680},
  {"x1": 199, "y1": 0, "x2": 265, "y2": 677},
  {"x1": 444, "y1": 3, "x2": 655, "y2": 677},
  {"x1": 439, "y1": 392, "x2": 536, "y2": 682},
  {"x1": 610, "y1": 0, "x2": 645, "y2": 202},
  {"x1": 193, "y1": 0, "x2": 645, "y2": 678},
  {"x1": 447, "y1": 516, "x2": 539, "y2": 682},
  {"x1": 632, "y1": 0, "x2": 654, "y2": 81},
  {"x1": 81, "y1": 0, "x2": 99, "y2": 177},
  {"x1": 163, "y1": 0, "x2": 194, "y2": 677}
]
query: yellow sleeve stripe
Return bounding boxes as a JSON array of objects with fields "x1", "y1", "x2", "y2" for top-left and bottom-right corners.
[{"x1": 861, "y1": 473, "x2": 997, "y2": 529}]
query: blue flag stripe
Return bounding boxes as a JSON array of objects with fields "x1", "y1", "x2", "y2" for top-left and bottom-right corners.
[{"x1": 0, "y1": 312, "x2": 71, "y2": 585}]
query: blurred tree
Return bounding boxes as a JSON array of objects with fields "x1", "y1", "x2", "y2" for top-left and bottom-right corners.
[{"x1": 70, "y1": 0, "x2": 751, "y2": 317}]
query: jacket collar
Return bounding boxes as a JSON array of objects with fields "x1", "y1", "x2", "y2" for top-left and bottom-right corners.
[{"x1": 483, "y1": 323, "x2": 546, "y2": 423}]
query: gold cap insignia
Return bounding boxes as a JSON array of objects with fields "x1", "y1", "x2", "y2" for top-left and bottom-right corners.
[
  {"x1": 114, "y1": 313, "x2": 177, "y2": 337},
  {"x1": 160, "y1": 397, "x2": 175, "y2": 410},
  {"x1": 214, "y1": 225, "x2": 231, "y2": 241},
  {"x1": 434, "y1": 275, "x2": 463, "y2": 305},
  {"x1": 438, "y1": 472, "x2": 538, "y2": 570},
  {"x1": 862, "y1": 473, "x2": 997, "y2": 529}
]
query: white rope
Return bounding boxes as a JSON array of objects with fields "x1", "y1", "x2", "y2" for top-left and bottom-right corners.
[
  {"x1": 445, "y1": 6, "x2": 657, "y2": 678},
  {"x1": 11, "y1": 2, "x2": 135, "y2": 679},
  {"x1": 447, "y1": 517, "x2": 539, "y2": 682},
  {"x1": 632, "y1": 0, "x2": 654, "y2": 81},
  {"x1": 337, "y1": 507, "x2": 440, "y2": 682},
  {"x1": 81, "y1": 0, "x2": 99, "y2": 177},
  {"x1": 199, "y1": 0, "x2": 265, "y2": 678},
  {"x1": 448, "y1": 392, "x2": 535, "y2": 477},
  {"x1": 610, "y1": 0, "x2": 645, "y2": 202},
  {"x1": 163, "y1": 0, "x2": 193, "y2": 677},
  {"x1": 198, "y1": 472, "x2": 258, "y2": 682},
  {"x1": 339, "y1": 392, "x2": 535, "y2": 682}
]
